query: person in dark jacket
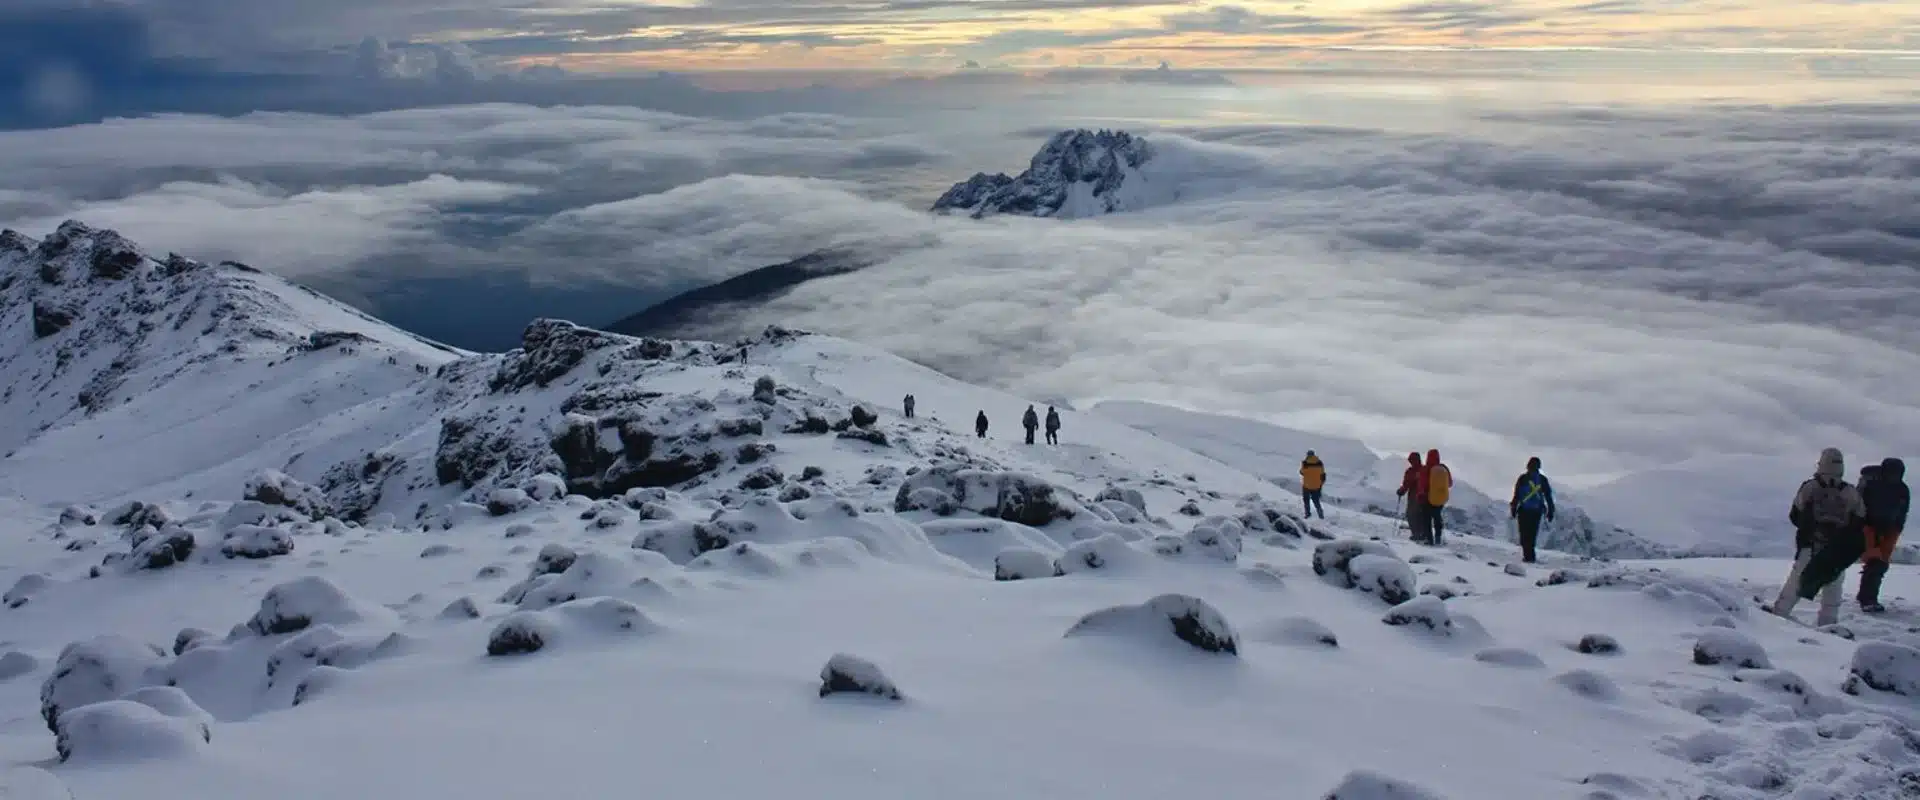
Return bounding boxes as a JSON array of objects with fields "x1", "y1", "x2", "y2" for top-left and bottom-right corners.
[
  {"x1": 1857, "y1": 457, "x2": 1908, "y2": 613},
  {"x1": 904, "y1": 394, "x2": 915, "y2": 419},
  {"x1": 1772, "y1": 448, "x2": 1866, "y2": 626},
  {"x1": 975, "y1": 411, "x2": 989, "y2": 438},
  {"x1": 1022, "y1": 405, "x2": 1039, "y2": 445},
  {"x1": 1044, "y1": 406, "x2": 1061, "y2": 445},
  {"x1": 1395, "y1": 452, "x2": 1425, "y2": 542},
  {"x1": 1509, "y1": 456, "x2": 1556, "y2": 563}
]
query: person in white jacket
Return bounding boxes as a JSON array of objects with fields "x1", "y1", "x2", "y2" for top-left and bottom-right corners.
[{"x1": 1770, "y1": 448, "x2": 1866, "y2": 627}]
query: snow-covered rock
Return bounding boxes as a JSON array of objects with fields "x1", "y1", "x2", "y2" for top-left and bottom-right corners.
[
  {"x1": 1, "y1": 650, "x2": 42, "y2": 681},
  {"x1": 5, "y1": 573, "x2": 50, "y2": 608},
  {"x1": 993, "y1": 547, "x2": 1060, "y2": 581},
  {"x1": 129, "y1": 527, "x2": 196, "y2": 569},
  {"x1": 1692, "y1": 630, "x2": 1770, "y2": 669},
  {"x1": 220, "y1": 525, "x2": 294, "y2": 559},
  {"x1": 485, "y1": 597, "x2": 658, "y2": 656},
  {"x1": 1312, "y1": 539, "x2": 1395, "y2": 584},
  {"x1": 894, "y1": 465, "x2": 1082, "y2": 527},
  {"x1": 38, "y1": 635, "x2": 168, "y2": 733},
  {"x1": 1382, "y1": 596, "x2": 1452, "y2": 634},
  {"x1": 245, "y1": 577, "x2": 393, "y2": 636},
  {"x1": 1252, "y1": 616, "x2": 1339, "y2": 648},
  {"x1": 1842, "y1": 641, "x2": 1920, "y2": 697},
  {"x1": 243, "y1": 469, "x2": 332, "y2": 519},
  {"x1": 1347, "y1": 554, "x2": 1416, "y2": 605},
  {"x1": 1575, "y1": 633, "x2": 1621, "y2": 655},
  {"x1": 54, "y1": 700, "x2": 209, "y2": 763},
  {"x1": 487, "y1": 488, "x2": 533, "y2": 516},
  {"x1": 1320, "y1": 769, "x2": 1447, "y2": 799},
  {"x1": 1064, "y1": 594, "x2": 1239, "y2": 655},
  {"x1": 818, "y1": 653, "x2": 901, "y2": 700}
]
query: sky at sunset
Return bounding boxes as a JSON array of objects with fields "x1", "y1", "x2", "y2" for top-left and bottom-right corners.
[{"x1": 6, "y1": 0, "x2": 1918, "y2": 77}]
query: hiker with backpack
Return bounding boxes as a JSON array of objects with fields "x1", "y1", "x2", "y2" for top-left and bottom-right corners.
[
  {"x1": 1510, "y1": 457, "x2": 1556, "y2": 563},
  {"x1": 1045, "y1": 406, "x2": 1061, "y2": 445},
  {"x1": 1300, "y1": 450, "x2": 1327, "y2": 520},
  {"x1": 1395, "y1": 452, "x2": 1425, "y2": 542},
  {"x1": 1770, "y1": 448, "x2": 1866, "y2": 626},
  {"x1": 1420, "y1": 450, "x2": 1452, "y2": 545},
  {"x1": 904, "y1": 394, "x2": 915, "y2": 419},
  {"x1": 975, "y1": 411, "x2": 989, "y2": 438},
  {"x1": 1856, "y1": 458, "x2": 1907, "y2": 613},
  {"x1": 1022, "y1": 405, "x2": 1039, "y2": 445}
]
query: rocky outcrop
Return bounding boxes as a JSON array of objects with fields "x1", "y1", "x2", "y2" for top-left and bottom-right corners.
[{"x1": 931, "y1": 129, "x2": 1152, "y2": 219}]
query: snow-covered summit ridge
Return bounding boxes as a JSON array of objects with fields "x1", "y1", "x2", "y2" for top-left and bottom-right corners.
[{"x1": 930, "y1": 129, "x2": 1154, "y2": 219}]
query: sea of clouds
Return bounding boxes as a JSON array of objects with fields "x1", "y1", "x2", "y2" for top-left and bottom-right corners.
[{"x1": 2, "y1": 88, "x2": 1915, "y2": 491}]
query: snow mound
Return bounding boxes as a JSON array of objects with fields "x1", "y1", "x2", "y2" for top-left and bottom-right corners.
[
  {"x1": 1575, "y1": 633, "x2": 1622, "y2": 655},
  {"x1": 1348, "y1": 554, "x2": 1416, "y2": 605},
  {"x1": 894, "y1": 464, "x2": 1082, "y2": 527},
  {"x1": 818, "y1": 653, "x2": 902, "y2": 700},
  {"x1": 5, "y1": 573, "x2": 49, "y2": 608},
  {"x1": 54, "y1": 699, "x2": 209, "y2": 764},
  {"x1": 243, "y1": 469, "x2": 332, "y2": 519},
  {"x1": 994, "y1": 547, "x2": 1060, "y2": 581},
  {"x1": 220, "y1": 524, "x2": 294, "y2": 559},
  {"x1": 1320, "y1": 769, "x2": 1448, "y2": 799},
  {"x1": 245, "y1": 576, "x2": 395, "y2": 636},
  {"x1": 1692, "y1": 630, "x2": 1770, "y2": 669},
  {"x1": 1842, "y1": 641, "x2": 1920, "y2": 697},
  {"x1": 1553, "y1": 668, "x2": 1620, "y2": 701},
  {"x1": 1064, "y1": 594, "x2": 1239, "y2": 655},
  {"x1": 1, "y1": 650, "x2": 42, "y2": 681},
  {"x1": 486, "y1": 597, "x2": 659, "y2": 656},
  {"x1": 1251, "y1": 616, "x2": 1339, "y2": 648},
  {"x1": 1473, "y1": 647, "x2": 1545, "y2": 668},
  {"x1": 38, "y1": 635, "x2": 168, "y2": 734},
  {"x1": 1381, "y1": 596, "x2": 1452, "y2": 634},
  {"x1": 1057, "y1": 533, "x2": 1144, "y2": 574}
]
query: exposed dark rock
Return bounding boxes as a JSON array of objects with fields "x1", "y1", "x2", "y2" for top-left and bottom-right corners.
[
  {"x1": 31, "y1": 303, "x2": 75, "y2": 338},
  {"x1": 490, "y1": 319, "x2": 615, "y2": 392}
]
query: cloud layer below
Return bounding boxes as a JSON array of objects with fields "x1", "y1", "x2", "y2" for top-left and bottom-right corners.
[{"x1": 2, "y1": 93, "x2": 1916, "y2": 492}]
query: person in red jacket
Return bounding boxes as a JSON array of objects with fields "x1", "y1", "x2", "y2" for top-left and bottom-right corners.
[{"x1": 1395, "y1": 452, "x2": 1425, "y2": 542}]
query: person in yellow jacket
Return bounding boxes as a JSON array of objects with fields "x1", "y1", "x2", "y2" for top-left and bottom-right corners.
[{"x1": 1300, "y1": 450, "x2": 1327, "y2": 519}]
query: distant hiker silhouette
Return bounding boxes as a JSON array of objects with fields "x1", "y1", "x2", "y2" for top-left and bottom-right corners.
[
  {"x1": 1395, "y1": 452, "x2": 1423, "y2": 541},
  {"x1": 1044, "y1": 406, "x2": 1061, "y2": 445},
  {"x1": 1022, "y1": 405, "x2": 1039, "y2": 445},
  {"x1": 1510, "y1": 457, "x2": 1555, "y2": 563},
  {"x1": 975, "y1": 411, "x2": 989, "y2": 438},
  {"x1": 1299, "y1": 451, "x2": 1326, "y2": 520},
  {"x1": 903, "y1": 394, "x2": 915, "y2": 419},
  {"x1": 1419, "y1": 450, "x2": 1452, "y2": 545},
  {"x1": 1771, "y1": 447, "x2": 1865, "y2": 626}
]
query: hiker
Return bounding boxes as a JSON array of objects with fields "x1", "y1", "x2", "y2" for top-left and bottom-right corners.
[
  {"x1": 1857, "y1": 458, "x2": 1907, "y2": 613},
  {"x1": 1422, "y1": 450, "x2": 1452, "y2": 545},
  {"x1": 975, "y1": 411, "x2": 989, "y2": 438},
  {"x1": 1770, "y1": 448, "x2": 1866, "y2": 626},
  {"x1": 1395, "y1": 452, "x2": 1425, "y2": 542},
  {"x1": 903, "y1": 394, "x2": 915, "y2": 419},
  {"x1": 1300, "y1": 450, "x2": 1327, "y2": 520},
  {"x1": 1045, "y1": 406, "x2": 1061, "y2": 445},
  {"x1": 1022, "y1": 405, "x2": 1039, "y2": 445},
  {"x1": 1509, "y1": 457, "x2": 1556, "y2": 563}
]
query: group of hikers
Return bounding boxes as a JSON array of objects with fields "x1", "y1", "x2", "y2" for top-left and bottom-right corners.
[
  {"x1": 1768, "y1": 449, "x2": 1907, "y2": 622},
  {"x1": 1298, "y1": 445, "x2": 1907, "y2": 617},
  {"x1": 903, "y1": 394, "x2": 1064, "y2": 446}
]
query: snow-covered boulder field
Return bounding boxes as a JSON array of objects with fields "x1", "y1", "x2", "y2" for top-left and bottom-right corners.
[{"x1": 0, "y1": 222, "x2": 1914, "y2": 800}]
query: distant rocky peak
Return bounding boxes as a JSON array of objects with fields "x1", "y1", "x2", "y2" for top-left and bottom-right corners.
[{"x1": 930, "y1": 128, "x2": 1154, "y2": 219}]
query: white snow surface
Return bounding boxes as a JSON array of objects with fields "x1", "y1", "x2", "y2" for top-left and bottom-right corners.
[{"x1": 1, "y1": 223, "x2": 1917, "y2": 799}]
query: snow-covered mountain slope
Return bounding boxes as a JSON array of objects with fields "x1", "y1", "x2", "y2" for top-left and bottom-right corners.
[
  {"x1": 1091, "y1": 399, "x2": 1674, "y2": 560},
  {"x1": 930, "y1": 129, "x2": 1157, "y2": 219},
  {"x1": 0, "y1": 221, "x2": 465, "y2": 501},
  {"x1": 1, "y1": 223, "x2": 1917, "y2": 800}
]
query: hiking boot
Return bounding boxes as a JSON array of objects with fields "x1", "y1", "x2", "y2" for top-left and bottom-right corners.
[{"x1": 1860, "y1": 602, "x2": 1886, "y2": 614}]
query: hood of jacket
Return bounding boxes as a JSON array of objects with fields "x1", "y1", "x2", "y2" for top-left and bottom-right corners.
[
  {"x1": 1425, "y1": 449, "x2": 1442, "y2": 466},
  {"x1": 1816, "y1": 447, "x2": 1845, "y2": 481},
  {"x1": 1883, "y1": 457, "x2": 1906, "y2": 481},
  {"x1": 1406, "y1": 452, "x2": 1420, "y2": 466}
]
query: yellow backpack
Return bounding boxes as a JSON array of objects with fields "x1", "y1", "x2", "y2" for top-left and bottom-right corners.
[{"x1": 1427, "y1": 464, "x2": 1452, "y2": 506}]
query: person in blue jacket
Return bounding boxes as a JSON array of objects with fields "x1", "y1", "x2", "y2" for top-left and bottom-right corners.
[{"x1": 1509, "y1": 457, "x2": 1556, "y2": 563}]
